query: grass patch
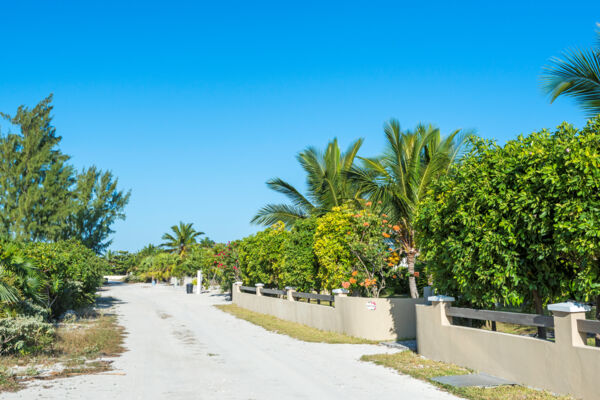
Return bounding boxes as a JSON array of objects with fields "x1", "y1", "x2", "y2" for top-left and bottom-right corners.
[
  {"x1": 0, "y1": 313, "x2": 126, "y2": 393},
  {"x1": 54, "y1": 315, "x2": 125, "y2": 358},
  {"x1": 361, "y1": 352, "x2": 573, "y2": 400},
  {"x1": 215, "y1": 304, "x2": 378, "y2": 344}
]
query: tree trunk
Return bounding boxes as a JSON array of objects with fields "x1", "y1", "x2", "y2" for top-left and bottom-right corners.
[
  {"x1": 532, "y1": 290, "x2": 547, "y2": 339},
  {"x1": 407, "y1": 249, "x2": 419, "y2": 299},
  {"x1": 596, "y1": 295, "x2": 600, "y2": 347}
]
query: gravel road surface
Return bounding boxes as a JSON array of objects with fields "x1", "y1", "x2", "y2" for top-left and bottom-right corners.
[{"x1": 5, "y1": 283, "x2": 458, "y2": 399}]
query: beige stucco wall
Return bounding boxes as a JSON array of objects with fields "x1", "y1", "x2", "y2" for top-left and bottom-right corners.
[
  {"x1": 232, "y1": 288, "x2": 425, "y2": 341},
  {"x1": 416, "y1": 303, "x2": 600, "y2": 400}
]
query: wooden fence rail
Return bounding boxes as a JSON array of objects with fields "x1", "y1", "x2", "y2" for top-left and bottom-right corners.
[
  {"x1": 261, "y1": 288, "x2": 287, "y2": 296},
  {"x1": 240, "y1": 286, "x2": 256, "y2": 293},
  {"x1": 577, "y1": 319, "x2": 600, "y2": 335},
  {"x1": 446, "y1": 307, "x2": 555, "y2": 328}
]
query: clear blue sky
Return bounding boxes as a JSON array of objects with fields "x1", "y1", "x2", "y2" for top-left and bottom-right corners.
[{"x1": 0, "y1": 1, "x2": 598, "y2": 251}]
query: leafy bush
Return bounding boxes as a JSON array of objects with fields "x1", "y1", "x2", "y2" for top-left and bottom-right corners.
[
  {"x1": 313, "y1": 206, "x2": 355, "y2": 291},
  {"x1": 238, "y1": 222, "x2": 288, "y2": 287},
  {"x1": 0, "y1": 316, "x2": 55, "y2": 355},
  {"x1": 22, "y1": 240, "x2": 108, "y2": 318},
  {"x1": 280, "y1": 217, "x2": 321, "y2": 292},
  {"x1": 416, "y1": 118, "x2": 600, "y2": 311}
]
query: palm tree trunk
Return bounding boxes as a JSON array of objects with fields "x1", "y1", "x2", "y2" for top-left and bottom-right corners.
[{"x1": 407, "y1": 249, "x2": 419, "y2": 299}]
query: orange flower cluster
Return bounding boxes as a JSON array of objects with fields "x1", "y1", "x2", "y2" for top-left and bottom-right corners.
[
  {"x1": 351, "y1": 270, "x2": 358, "y2": 277},
  {"x1": 382, "y1": 232, "x2": 390, "y2": 238},
  {"x1": 363, "y1": 278, "x2": 376, "y2": 287},
  {"x1": 392, "y1": 225, "x2": 400, "y2": 232},
  {"x1": 342, "y1": 281, "x2": 351, "y2": 289},
  {"x1": 349, "y1": 277, "x2": 357, "y2": 284}
]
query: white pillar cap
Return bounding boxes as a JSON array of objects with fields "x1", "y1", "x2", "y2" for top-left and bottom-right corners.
[
  {"x1": 254, "y1": 283, "x2": 264, "y2": 287},
  {"x1": 284, "y1": 286, "x2": 296, "y2": 290},
  {"x1": 547, "y1": 301, "x2": 591, "y2": 313},
  {"x1": 234, "y1": 281, "x2": 243, "y2": 285},
  {"x1": 332, "y1": 288, "x2": 349, "y2": 294},
  {"x1": 428, "y1": 295, "x2": 455, "y2": 302}
]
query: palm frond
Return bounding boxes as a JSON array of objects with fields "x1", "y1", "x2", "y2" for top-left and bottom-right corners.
[
  {"x1": 542, "y1": 47, "x2": 600, "y2": 116},
  {"x1": 266, "y1": 178, "x2": 315, "y2": 211},
  {"x1": 251, "y1": 204, "x2": 308, "y2": 227}
]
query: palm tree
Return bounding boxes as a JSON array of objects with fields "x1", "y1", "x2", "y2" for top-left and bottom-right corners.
[
  {"x1": 0, "y1": 245, "x2": 44, "y2": 305},
  {"x1": 161, "y1": 222, "x2": 204, "y2": 255},
  {"x1": 542, "y1": 25, "x2": 600, "y2": 117},
  {"x1": 252, "y1": 138, "x2": 364, "y2": 227},
  {"x1": 347, "y1": 120, "x2": 471, "y2": 298}
]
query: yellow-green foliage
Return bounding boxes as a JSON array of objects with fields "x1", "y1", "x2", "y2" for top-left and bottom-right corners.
[
  {"x1": 137, "y1": 252, "x2": 179, "y2": 281},
  {"x1": 313, "y1": 205, "x2": 356, "y2": 291}
]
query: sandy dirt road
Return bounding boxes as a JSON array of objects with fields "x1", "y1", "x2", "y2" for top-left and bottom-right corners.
[{"x1": 5, "y1": 283, "x2": 458, "y2": 400}]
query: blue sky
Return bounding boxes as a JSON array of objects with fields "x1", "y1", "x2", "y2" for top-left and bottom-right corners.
[{"x1": 0, "y1": 1, "x2": 598, "y2": 251}]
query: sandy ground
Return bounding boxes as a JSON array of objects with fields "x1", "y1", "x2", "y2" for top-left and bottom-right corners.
[{"x1": 5, "y1": 283, "x2": 458, "y2": 400}]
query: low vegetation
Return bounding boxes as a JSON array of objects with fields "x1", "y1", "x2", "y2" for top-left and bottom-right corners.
[
  {"x1": 0, "y1": 313, "x2": 125, "y2": 393},
  {"x1": 215, "y1": 304, "x2": 376, "y2": 344},
  {"x1": 361, "y1": 352, "x2": 573, "y2": 400}
]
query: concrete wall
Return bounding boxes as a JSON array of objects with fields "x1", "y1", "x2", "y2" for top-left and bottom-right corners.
[
  {"x1": 417, "y1": 301, "x2": 600, "y2": 400},
  {"x1": 232, "y1": 285, "x2": 425, "y2": 341}
]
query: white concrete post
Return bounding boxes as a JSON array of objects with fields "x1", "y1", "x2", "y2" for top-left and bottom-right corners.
[
  {"x1": 196, "y1": 270, "x2": 203, "y2": 294},
  {"x1": 548, "y1": 301, "x2": 591, "y2": 348},
  {"x1": 285, "y1": 286, "x2": 296, "y2": 301},
  {"x1": 332, "y1": 288, "x2": 349, "y2": 297},
  {"x1": 233, "y1": 281, "x2": 242, "y2": 293},
  {"x1": 428, "y1": 295, "x2": 455, "y2": 326},
  {"x1": 255, "y1": 283, "x2": 264, "y2": 296}
]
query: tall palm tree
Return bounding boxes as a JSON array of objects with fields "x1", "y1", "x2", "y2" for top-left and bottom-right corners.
[
  {"x1": 347, "y1": 120, "x2": 471, "y2": 298},
  {"x1": 542, "y1": 25, "x2": 600, "y2": 117},
  {"x1": 252, "y1": 138, "x2": 364, "y2": 227},
  {"x1": 161, "y1": 222, "x2": 204, "y2": 255}
]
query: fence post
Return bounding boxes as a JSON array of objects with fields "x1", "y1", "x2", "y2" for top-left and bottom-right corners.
[
  {"x1": 255, "y1": 283, "x2": 264, "y2": 296},
  {"x1": 285, "y1": 286, "x2": 296, "y2": 301},
  {"x1": 233, "y1": 281, "x2": 242, "y2": 293},
  {"x1": 427, "y1": 295, "x2": 455, "y2": 326},
  {"x1": 548, "y1": 301, "x2": 590, "y2": 348},
  {"x1": 332, "y1": 288, "x2": 349, "y2": 297},
  {"x1": 196, "y1": 270, "x2": 203, "y2": 294}
]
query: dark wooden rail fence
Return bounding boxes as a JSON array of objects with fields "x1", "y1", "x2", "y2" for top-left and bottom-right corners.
[
  {"x1": 240, "y1": 286, "x2": 257, "y2": 293},
  {"x1": 446, "y1": 307, "x2": 555, "y2": 328},
  {"x1": 577, "y1": 319, "x2": 600, "y2": 335},
  {"x1": 261, "y1": 288, "x2": 287, "y2": 296},
  {"x1": 292, "y1": 291, "x2": 334, "y2": 306}
]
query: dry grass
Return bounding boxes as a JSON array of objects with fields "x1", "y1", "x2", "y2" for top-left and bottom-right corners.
[
  {"x1": 215, "y1": 304, "x2": 378, "y2": 344},
  {"x1": 54, "y1": 315, "x2": 125, "y2": 358},
  {"x1": 0, "y1": 313, "x2": 126, "y2": 393},
  {"x1": 361, "y1": 352, "x2": 574, "y2": 400}
]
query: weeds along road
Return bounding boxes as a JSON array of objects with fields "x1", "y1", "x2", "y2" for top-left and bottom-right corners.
[{"x1": 6, "y1": 283, "x2": 458, "y2": 400}]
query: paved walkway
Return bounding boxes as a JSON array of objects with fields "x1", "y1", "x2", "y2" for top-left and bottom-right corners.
[{"x1": 5, "y1": 283, "x2": 458, "y2": 399}]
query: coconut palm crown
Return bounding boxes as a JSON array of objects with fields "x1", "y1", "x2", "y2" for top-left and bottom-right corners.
[
  {"x1": 161, "y1": 222, "x2": 204, "y2": 255},
  {"x1": 251, "y1": 138, "x2": 363, "y2": 227},
  {"x1": 346, "y1": 120, "x2": 471, "y2": 298}
]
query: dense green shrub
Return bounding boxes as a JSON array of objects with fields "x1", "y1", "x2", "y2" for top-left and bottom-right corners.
[
  {"x1": 0, "y1": 316, "x2": 55, "y2": 355},
  {"x1": 416, "y1": 118, "x2": 600, "y2": 312},
  {"x1": 280, "y1": 217, "x2": 321, "y2": 292},
  {"x1": 22, "y1": 240, "x2": 108, "y2": 317},
  {"x1": 238, "y1": 222, "x2": 288, "y2": 287}
]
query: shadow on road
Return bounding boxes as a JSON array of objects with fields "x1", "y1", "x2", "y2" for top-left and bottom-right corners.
[{"x1": 96, "y1": 295, "x2": 126, "y2": 309}]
